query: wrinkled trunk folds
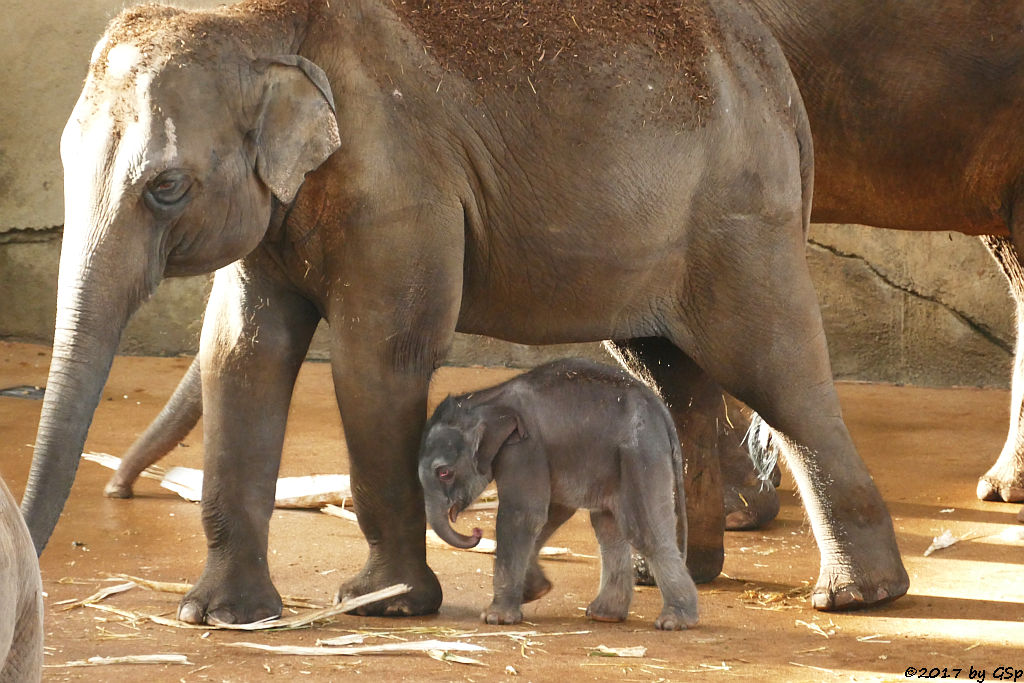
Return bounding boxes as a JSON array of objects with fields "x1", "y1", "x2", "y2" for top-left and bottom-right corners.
[{"x1": 20, "y1": 248, "x2": 151, "y2": 554}]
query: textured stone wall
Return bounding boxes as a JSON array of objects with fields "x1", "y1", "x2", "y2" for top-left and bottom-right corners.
[{"x1": 0, "y1": 1, "x2": 1015, "y2": 386}]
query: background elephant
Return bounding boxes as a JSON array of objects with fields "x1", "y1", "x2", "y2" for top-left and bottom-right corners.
[
  {"x1": 0, "y1": 475, "x2": 43, "y2": 682},
  {"x1": 745, "y1": 0, "x2": 1024, "y2": 503},
  {"x1": 419, "y1": 358, "x2": 699, "y2": 630},
  {"x1": 21, "y1": 0, "x2": 906, "y2": 624}
]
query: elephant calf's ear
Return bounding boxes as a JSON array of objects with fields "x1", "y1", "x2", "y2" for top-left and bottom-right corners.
[{"x1": 253, "y1": 55, "x2": 341, "y2": 203}]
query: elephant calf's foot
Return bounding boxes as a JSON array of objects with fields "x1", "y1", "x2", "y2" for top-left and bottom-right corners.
[
  {"x1": 178, "y1": 567, "x2": 282, "y2": 625},
  {"x1": 337, "y1": 562, "x2": 441, "y2": 617},
  {"x1": 977, "y1": 460, "x2": 1024, "y2": 502},
  {"x1": 654, "y1": 605, "x2": 698, "y2": 631},
  {"x1": 810, "y1": 559, "x2": 909, "y2": 612},
  {"x1": 724, "y1": 481, "x2": 780, "y2": 531}
]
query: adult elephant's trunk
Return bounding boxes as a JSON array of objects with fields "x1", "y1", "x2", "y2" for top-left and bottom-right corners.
[
  {"x1": 21, "y1": 230, "x2": 157, "y2": 554},
  {"x1": 425, "y1": 493, "x2": 482, "y2": 550}
]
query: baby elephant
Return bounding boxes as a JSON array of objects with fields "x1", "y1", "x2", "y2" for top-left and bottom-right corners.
[{"x1": 418, "y1": 358, "x2": 699, "y2": 630}]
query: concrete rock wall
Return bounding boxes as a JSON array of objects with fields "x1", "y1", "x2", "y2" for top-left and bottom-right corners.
[{"x1": 0, "y1": 1, "x2": 1015, "y2": 386}]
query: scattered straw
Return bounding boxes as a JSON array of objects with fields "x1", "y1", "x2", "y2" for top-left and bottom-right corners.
[
  {"x1": 794, "y1": 619, "x2": 837, "y2": 638},
  {"x1": 206, "y1": 584, "x2": 411, "y2": 631},
  {"x1": 226, "y1": 639, "x2": 489, "y2": 657},
  {"x1": 587, "y1": 645, "x2": 647, "y2": 658},
  {"x1": 924, "y1": 529, "x2": 963, "y2": 556},
  {"x1": 740, "y1": 583, "x2": 812, "y2": 611},
  {"x1": 80, "y1": 583, "x2": 409, "y2": 631},
  {"x1": 47, "y1": 654, "x2": 192, "y2": 668},
  {"x1": 427, "y1": 650, "x2": 487, "y2": 666},
  {"x1": 57, "y1": 581, "x2": 136, "y2": 611},
  {"x1": 789, "y1": 661, "x2": 839, "y2": 675},
  {"x1": 112, "y1": 574, "x2": 324, "y2": 609}
]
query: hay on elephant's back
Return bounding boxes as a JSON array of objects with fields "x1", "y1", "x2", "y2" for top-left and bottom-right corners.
[{"x1": 391, "y1": 0, "x2": 720, "y2": 105}]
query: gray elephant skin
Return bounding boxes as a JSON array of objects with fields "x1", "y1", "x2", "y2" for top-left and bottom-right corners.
[
  {"x1": 106, "y1": 0, "x2": 1024, "y2": 532},
  {"x1": 419, "y1": 359, "x2": 700, "y2": 630},
  {"x1": 0, "y1": 476, "x2": 43, "y2": 682},
  {"x1": 21, "y1": 0, "x2": 908, "y2": 624}
]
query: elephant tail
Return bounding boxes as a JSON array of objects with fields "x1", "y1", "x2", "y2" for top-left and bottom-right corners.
[
  {"x1": 660, "y1": 402, "x2": 688, "y2": 559},
  {"x1": 742, "y1": 412, "x2": 779, "y2": 486}
]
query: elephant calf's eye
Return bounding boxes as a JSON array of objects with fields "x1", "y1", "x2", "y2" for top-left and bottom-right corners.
[{"x1": 436, "y1": 467, "x2": 454, "y2": 482}]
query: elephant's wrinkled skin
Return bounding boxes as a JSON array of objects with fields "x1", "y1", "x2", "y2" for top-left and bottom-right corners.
[
  {"x1": 419, "y1": 358, "x2": 699, "y2": 630},
  {"x1": 109, "y1": 1, "x2": 1024, "y2": 518},
  {"x1": 0, "y1": 476, "x2": 43, "y2": 682},
  {"x1": 748, "y1": 0, "x2": 1024, "y2": 503},
  {"x1": 22, "y1": 0, "x2": 907, "y2": 623}
]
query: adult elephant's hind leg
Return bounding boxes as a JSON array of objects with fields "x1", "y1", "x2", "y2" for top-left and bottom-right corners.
[
  {"x1": 178, "y1": 262, "x2": 320, "y2": 625},
  {"x1": 977, "y1": 235, "x2": 1024, "y2": 503},
  {"x1": 719, "y1": 404, "x2": 781, "y2": 531},
  {"x1": 105, "y1": 356, "x2": 202, "y2": 498},
  {"x1": 671, "y1": 221, "x2": 908, "y2": 611}
]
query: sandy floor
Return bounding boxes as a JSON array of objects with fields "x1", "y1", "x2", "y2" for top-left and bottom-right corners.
[{"x1": 1, "y1": 340, "x2": 1022, "y2": 682}]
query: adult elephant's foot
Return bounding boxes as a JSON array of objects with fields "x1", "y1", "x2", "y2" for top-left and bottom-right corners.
[
  {"x1": 337, "y1": 559, "x2": 441, "y2": 616},
  {"x1": 178, "y1": 561, "x2": 282, "y2": 625},
  {"x1": 522, "y1": 565, "x2": 552, "y2": 603},
  {"x1": 977, "y1": 456, "x2": 1024, "y2": 502},
  {"x1": 686, "y1": 543, "x2": 724, "y2": 584},
  {"x1": 810, "y1": 552, "x2": 909, "y2": 612},
  {"x1": 1018, "y1": 506, "x2": 1024, "y2": 523},
  {"x1": 724, "y1": 479, "x2": 780, "y2": 531}
]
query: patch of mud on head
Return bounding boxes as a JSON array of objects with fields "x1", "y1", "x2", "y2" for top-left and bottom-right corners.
[{"x1": 391, "y1": 0, "x2": 721, "y2": 120}]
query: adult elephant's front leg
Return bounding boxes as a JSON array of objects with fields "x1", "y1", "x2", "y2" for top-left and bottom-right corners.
[
  {"x1": 977, "y1": 235, "x2": 1024, "y2": 503},
  {"x1": 330, "y1": 344, "x2": 444, "y2": 616},
  {"x1": 178, "y1": 262, "x2": 320, "y2": 625}
]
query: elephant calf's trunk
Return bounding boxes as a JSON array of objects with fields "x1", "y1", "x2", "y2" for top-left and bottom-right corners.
[{"x1": 427, "y1": 501, "x2": 482, "y2": 549}]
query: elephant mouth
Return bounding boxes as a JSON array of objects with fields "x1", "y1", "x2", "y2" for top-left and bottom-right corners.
[{"x1": 448, "y1": 505, "x2": 460, "y2": 525}]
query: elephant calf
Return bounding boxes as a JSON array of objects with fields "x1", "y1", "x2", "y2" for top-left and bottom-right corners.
[
  {"x1": 0, "y1": 476, "x2": 43, "y2": 682},
  {"x1": 418, "y1": 358, "x2": 699, "y2": 630}
]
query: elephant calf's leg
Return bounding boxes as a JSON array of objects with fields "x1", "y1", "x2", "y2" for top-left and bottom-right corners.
[
  {"x1": 586, "y1": 510, "x2": 634, "y2": 623},
  {"x1": 606, "y1": 338, "x2": 725, "y2": 583},
  {"x1": 522, "y1": 504, "x2": 575, "y2": 603}
]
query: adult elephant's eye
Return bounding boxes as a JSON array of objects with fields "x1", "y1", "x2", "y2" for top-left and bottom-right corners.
[
  {"x1": 146, "y1": 169, "x2": 192, "y2": 207},
  {"x1": 436, "y1": 467, "x2": 453, "y2": 482}
]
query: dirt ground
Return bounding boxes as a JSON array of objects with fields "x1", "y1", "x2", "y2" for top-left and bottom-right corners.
[{"x1": 1, "y1": 340, "x2": 1022, "y2": 682}]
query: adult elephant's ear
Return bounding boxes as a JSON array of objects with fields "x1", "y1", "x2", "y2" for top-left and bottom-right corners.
[{"x1": 252, "y1": 55, "x2": 341, "y2": 202}]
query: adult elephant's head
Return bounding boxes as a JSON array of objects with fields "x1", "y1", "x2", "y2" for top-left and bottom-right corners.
[{"x1": 21, "y1": 5, "x2": 340, "y2": 553}]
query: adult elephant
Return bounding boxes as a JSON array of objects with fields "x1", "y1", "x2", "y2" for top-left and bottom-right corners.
[
  {"x1": 0, "y1": 475, "x2": 43, "y2": 682},
  {"x1": 747, "y1": 0, "x2": 1024, "y2": 503},
  {"x1": 21, "y1": 0, "x2": 907, "y2": 623}
]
